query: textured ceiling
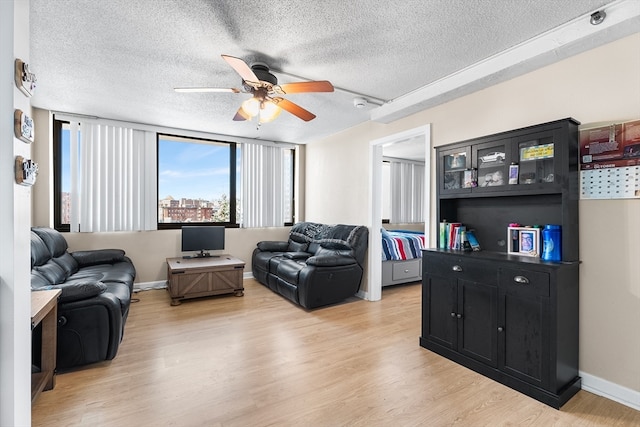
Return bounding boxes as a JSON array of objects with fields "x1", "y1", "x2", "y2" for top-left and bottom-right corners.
[{"x1": 29, "y1": 0, "x2": 632, "y2": 144}]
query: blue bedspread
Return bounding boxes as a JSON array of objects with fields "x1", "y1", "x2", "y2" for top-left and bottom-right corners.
[{"x1": 382, "y1": 230, "x2": 426, "y2": 261}]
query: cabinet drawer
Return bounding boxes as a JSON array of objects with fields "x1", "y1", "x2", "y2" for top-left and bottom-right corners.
[
  {"x1": 424, "y1": 255, "x2": 495, "y2": 284},
  {"x1": 499, "y1": 268, "x2": 549, "y2": 297},
  {"x1": 393, "y1": 259, "x2": 421, "y2": 280}
]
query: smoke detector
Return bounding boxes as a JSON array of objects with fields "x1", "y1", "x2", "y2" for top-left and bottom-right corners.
[{"x1": 353, "y1": 97, "x2": 367, "y2": 109}]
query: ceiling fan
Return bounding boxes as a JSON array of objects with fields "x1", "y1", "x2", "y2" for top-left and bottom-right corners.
[{"x1": 175, "y1": 55, "x2": 334, "y2": 123}]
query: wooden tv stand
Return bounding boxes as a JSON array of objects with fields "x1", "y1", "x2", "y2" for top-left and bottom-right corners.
[{"x1": 166, "y1": 255, "x2": 245, "y2": 306}]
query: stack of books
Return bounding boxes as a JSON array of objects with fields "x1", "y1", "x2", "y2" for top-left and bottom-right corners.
[{"x1": 439, "y1": 221, "x2": 480, "y2": 251}]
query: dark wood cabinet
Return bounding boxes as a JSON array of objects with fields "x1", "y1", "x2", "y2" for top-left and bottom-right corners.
[
  {"x1": 421, "y1": 118, "x2": 581, "y2": 408},
  {"x1": 436, "y1": 118, "x2": 580, "y2": 261},
  {"x1": 423, "y1": 255, "x2": 498, "y2": 367}
]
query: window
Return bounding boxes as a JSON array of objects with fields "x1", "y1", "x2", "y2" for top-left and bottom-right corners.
[
  {"x1": 384, "y1": 158, "x2": 425, "y2": 224},
  {"x1": 54, "y1": 119, "x2": 295, "y2": 232},
  {"x1": 241, "y1": 144, "x2": 295, "y2": 228},
  {"x1": 157, "y1": 134, "x2": 239, "y2": 228},
  {"x1": 54, "y1": 120, "x2": 71, "y2": 231},
  {"x1": 54, "y1": 119, "x2": 156, "y2": 232},
  {"x1": 157, "y1": 135, "x2": 294, "y2": 228}
]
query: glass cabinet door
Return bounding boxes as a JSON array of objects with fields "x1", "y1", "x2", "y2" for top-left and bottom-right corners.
[
  {"x1": 473, "y1": 139, "x2": 511, "y2": 190},
  {"x1": 440, "y1": 146, "x2": 471, "y2": 193},
  {"x1": 516, "y1": 133, "x2": 555, "y2": 185}
]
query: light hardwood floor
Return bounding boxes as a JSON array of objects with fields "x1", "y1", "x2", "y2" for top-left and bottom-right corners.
[{"x1": 32, "y1": 279, "x2": 639, "y2": 426}]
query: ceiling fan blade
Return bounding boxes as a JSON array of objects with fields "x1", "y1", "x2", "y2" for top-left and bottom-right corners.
[
  {"x1": 232, "y1": 106, "x2": 250, "y2": 121},
  {"x1": 278, "y1": 81, "x2": 334, "y2": 94},
  {"x1": 221, "y1": 55, "x2": 259, "y2": 83},
  {"x1": 174, "y1": 87, "x2": 240, "y2": 93},
  {"x1": 272, "y1": 98, "x2": 316, "y2": 121}
]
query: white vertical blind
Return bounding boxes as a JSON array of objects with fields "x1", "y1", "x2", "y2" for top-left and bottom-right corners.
[
  {"x1": 390, "y1": 161, "x2": 425, "y2": 223},
  {"x1": 241, "y1": 144, "x2": 284, "y2": 228},
  {"x1": 69, "y1": 121, "x2": 156, "y2": 232}
]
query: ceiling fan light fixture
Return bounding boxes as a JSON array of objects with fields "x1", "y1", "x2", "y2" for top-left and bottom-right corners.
[
  {"x1": 258, "y1": 102, "x2": 281, "y2": 123},
  {"x1": 241, "y1": 97, "x2": 261, "y2": 117},
  {"x1": 240, "y1": 97, "x2": 282, "y2": 123}
]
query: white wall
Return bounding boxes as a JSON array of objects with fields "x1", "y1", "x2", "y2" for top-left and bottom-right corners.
[
  {"x1": 0, "y1": 1, "x2": 32, "y2": 425},
  {"x1": 305, "y1": 33, "x2": 640, "y2": 405}
]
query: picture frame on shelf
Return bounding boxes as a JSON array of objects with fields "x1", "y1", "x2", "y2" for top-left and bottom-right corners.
[{"x1": 507, "y1": 226, "x2": 540, "y2": 257}]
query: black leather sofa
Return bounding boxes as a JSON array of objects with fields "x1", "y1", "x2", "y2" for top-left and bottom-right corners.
[
  {"x1": 30, "y1": 227, "x2": 136, "y2": 370},
  {"x1": 252, "y1": 222, "x2": 369, "y2": 309}
]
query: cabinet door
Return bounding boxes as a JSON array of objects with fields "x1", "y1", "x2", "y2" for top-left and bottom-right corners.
[
  {"x1": 457, "y1": 279, "x2": 498, "y2": 367},
  {"x1": 498, "y1": 268, "x2": 551, "y2": 390},
  {"x1": 422, "y1": 273, "x2": 457, "y2": 349},
  {"x1": 439, "y1": 146, "x2": 471, "y2": 194},
  {"x1": 514, "y1": 130, "x2": 557, "y2": 187},
  {"x1": 473, "y1": 138, "x2": 512, "y2": 191}
]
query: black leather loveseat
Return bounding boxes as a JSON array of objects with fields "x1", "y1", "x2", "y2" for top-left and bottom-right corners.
[
  {"x1": 30, "y1": 227, "x2": 136, "y2": 369},
  {"x1": 252, "y1": 222, "x2": 368, "y2": 309}
]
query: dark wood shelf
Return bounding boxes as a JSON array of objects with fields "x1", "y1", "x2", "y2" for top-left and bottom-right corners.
[{"x1": 423, "y1": 118, "x2": 580, "y2": 408}]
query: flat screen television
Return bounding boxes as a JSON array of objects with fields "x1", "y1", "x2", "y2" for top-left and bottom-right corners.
[{"x1": 181, "y1": 226, "x2": 225, "y2": 258}]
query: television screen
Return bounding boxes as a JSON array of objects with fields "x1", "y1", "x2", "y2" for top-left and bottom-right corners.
[{"x1": 181, "y1": 226, "x2": 225, "y2": 257}]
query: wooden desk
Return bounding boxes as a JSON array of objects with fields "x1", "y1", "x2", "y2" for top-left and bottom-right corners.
[
  {"x1": 166, "y1": 255, "x2": 245, "y2": 305},
  {"x1": 31, "y1": 289, "x2": 61, "y2": 402}
]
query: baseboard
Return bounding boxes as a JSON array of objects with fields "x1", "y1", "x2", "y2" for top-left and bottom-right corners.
[
  {"x1": 356, "y1": 290, "x2": 369, "y2": 300},
  {"x1": 133, "y1": 281, "x2": 167, "y2": 292},
  {"x1": 243, "y1": 272, "x2": 254, "y2": 280},
  {"x1": 580, "y1": 371, "x2": 640, "y2": 411}
]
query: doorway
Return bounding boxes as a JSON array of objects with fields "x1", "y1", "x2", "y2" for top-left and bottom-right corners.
[{"x1": 365, "y1": 125, "x2": 431, "y2": 301}]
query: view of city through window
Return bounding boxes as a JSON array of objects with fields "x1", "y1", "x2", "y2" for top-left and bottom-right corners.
[{"x1": 157, "y1": 136, "x2": 239, "y2": 223}]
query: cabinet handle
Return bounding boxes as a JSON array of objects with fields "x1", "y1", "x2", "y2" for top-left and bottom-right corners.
[
  {"x1": 513, "y1": 275, "x2": 529, "y2": 284},
  {"x1": 497, "y1": 326, "x2": 504, "y2": 332},
  {"x1": 456, "y1": 313, "x2": 463, "y2": 319},
  {"x1": 450, "y1": 312, "x2": 456, "y2": 318},
  {"x1": 452, "y1": 265, "x2": 463, "y2": 272}
]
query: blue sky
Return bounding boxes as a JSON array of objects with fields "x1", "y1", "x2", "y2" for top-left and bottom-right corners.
[{"x1": 158, "y1": 138, "x2": 232, "y2": 201}]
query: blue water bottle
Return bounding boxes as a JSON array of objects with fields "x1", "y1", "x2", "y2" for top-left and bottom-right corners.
[{"x1": 541, "y1": 225, "x2": 561, "y2": 261}]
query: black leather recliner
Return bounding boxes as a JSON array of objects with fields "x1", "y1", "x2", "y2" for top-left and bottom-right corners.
[
  {"x1": 30, "y1": 227, "x2": 136, "y2": 369},
  {"x1": 252, "y1": 222, "x2": 369, "y2": 309}
]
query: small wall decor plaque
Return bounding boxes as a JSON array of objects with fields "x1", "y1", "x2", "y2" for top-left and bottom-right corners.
[
  {"x1": 14, "y1": 58, "x2": 37, "y2": 97},
  {"x1": 15, "y1": 156, "x2": 38, "y2": 186},
  {"x1": 14, "y1": 109, "x2": 34, "y2": 143}
]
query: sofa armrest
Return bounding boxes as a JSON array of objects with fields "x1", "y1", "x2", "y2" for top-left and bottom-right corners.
[
  {"x1": 306, "y1": 255, "x2": 357, "y2": 267},
  {"x1": 256, "y1": 241, "x2": 289, "y2": 252},
  {"x1": 37, "y1": 281, "x2": 107, "y2": 303},
  {"x1": 283, "y1": 252, "x2": 311, "y2": 260},
  {"x1": 71, "y1": 249, "x2": 126, "y2": 267}
]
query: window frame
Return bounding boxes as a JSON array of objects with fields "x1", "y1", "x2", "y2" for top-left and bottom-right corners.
[
  {"x1": 156, "y1": 133, "x2": 239, "y2": 230},
  {"x1": 53, "y1": 119, "x2": 70, "y2": 232}
]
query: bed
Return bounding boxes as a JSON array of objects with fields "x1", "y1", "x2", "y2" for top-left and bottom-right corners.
[{"x1": 381, "y1": 229, "x2": 426, "y2": 286}]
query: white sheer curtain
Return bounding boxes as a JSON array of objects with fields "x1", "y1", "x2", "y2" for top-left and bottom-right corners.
[
  {"x1": 241, "y1": 143, "x2": 284, "y2": 228},
  {"x1": 390, "y1": 161, "x2": 425, "y2": 223},
  {"x1": 68, "y1": 121, "x2": 156, "y2": 232}
]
